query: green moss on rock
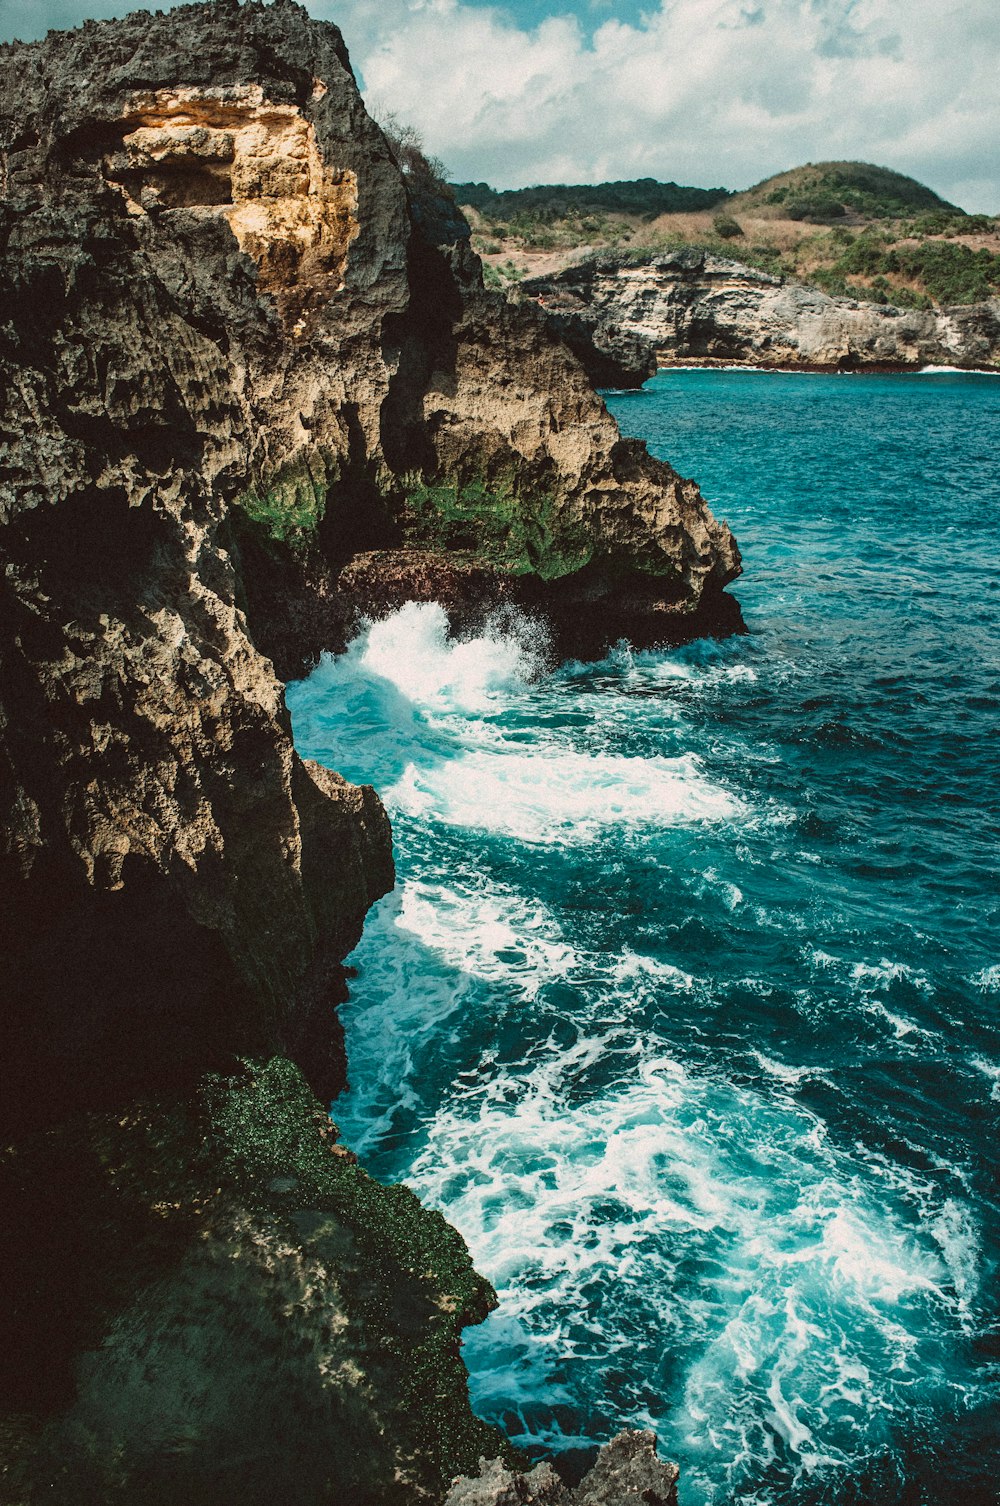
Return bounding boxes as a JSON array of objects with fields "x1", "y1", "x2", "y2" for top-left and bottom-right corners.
[
  {"x1": 2, "y1": 1060, "x2": 515, "y2": 1505},
  {"x1": 234, "y1": 452, "x2": 338, "y2": 549},
  {"x1": 400, "y1": 471, "x2": 592, "y2": 581},
  {"x1": 204, "y1": 1057, "x2": 495, "y2": 1330}
]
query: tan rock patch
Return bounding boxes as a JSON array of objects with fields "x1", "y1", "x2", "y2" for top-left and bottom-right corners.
[{"x1": 111, "y1": 84, "x2": 358, "y2": 324}]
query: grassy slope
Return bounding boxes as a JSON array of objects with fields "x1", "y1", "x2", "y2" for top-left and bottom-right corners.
[{"x1": 458, "y1": 162, "x2": 1000, "y2": 309}]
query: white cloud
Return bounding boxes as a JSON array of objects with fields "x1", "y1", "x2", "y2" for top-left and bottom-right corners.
[{"x1": 314, "y1": 0, "x2": 1000, "y2": 210}]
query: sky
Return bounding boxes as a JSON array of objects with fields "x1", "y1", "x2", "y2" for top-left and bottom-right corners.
[{"x1": 1, "y1": 0, "x2": 997, "y2": 210}]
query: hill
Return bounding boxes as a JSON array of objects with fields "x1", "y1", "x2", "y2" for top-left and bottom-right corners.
[
  {"x1": 457, "y1": 161, "x2": 999, "y2": 308},
  {"x1": 727, "y1": 160, "x2": 963, "y2": 223}
]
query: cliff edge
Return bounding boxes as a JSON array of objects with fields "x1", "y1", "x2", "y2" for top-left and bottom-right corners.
[
  {"x1": 524, "y1": 250, "x2": 1000, "y2": 371},
  {"x1": 0, "y1": 3, "x2": 737, "y2": 1500}
]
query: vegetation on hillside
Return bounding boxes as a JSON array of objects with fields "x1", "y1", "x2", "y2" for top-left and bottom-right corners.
[
  {"x1": 458, "y1": 162, "x2": 999, "y2": 308},
  {"x1": 452, "y1": 177, "x2": 729, "y2": 219},
  {"x1": 729, "y1": 161, "x2": 961, "y2": 221}
]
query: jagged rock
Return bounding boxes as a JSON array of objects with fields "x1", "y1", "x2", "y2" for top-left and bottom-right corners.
[
  {"x1": 0, "y1": 0, "x2": 404, "y2": 1119},
  {"x1": 445, "y1": 1455, "x2": 569, "y2": 1506},
  {"x1": 524, "y1": 250, "x2": 1000, "y2": 370},
  {"x1": 0, "y1": 0, "x2": 743, "y2": 1119},
  {"x1": 445, "y1": 1432, "x2": 679, "y2": 1506},
  {"x1": 573, "y1": 1431, "x2": 679, "y2": 1506}
]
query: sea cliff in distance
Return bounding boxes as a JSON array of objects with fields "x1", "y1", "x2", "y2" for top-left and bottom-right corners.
[{"x1": 457, "y1": 163, "x2": 1000, "y2": 376}]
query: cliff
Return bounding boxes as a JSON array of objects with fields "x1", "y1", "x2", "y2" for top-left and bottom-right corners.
[
  {"x1": 524, "y1": 250, "x2": 1000, "y2": 371},
  {"x1": 0, "y1": 2, "x2": 738, "y2": 1500}
]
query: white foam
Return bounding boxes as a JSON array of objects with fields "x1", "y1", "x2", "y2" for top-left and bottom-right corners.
[
  {"x1": 386, "y1": 745, "x2": 743, "y2": 843},
  {"x1": 292, "y1": 601, "x2": 544, "y2": 736},
  {"x1": 752, "y1": 1052, "x2": 820, "y2": 1087},
  {"x1": 968, "y1": 1055, "x2": 1000, "y2": 1102},
  {"x1": 393, "y1": 1031, "x2": 973, "y2": 1495},
  {"x1": 971, "y1": 964, "x2": 1000, "y2": 992},
  {"x1": 358, "y1": 600, "x2": 545, "y2": 711},
  {"x1": 927, "y1": 1200, "x2": 981, "y2": 1309},
  {"x1": 658, "y1": 363, "x2": 775, "y2": 373},
  {"x1": 291, "y1": 601, "x2": 983, "y2": 1499},
  {"x1": 805, "y1": 950, "x2": 936, "y2": 1029},
  {"x1": 695, "y1": 868, "x2": 744, "y2": 911},
  {"x1": 915, "y1": 364, "x2": 1000, "y2": 376},
  {"x1": 850, "y1": 958, "x2": 932, "y2": 993},
  {"x1": 392, "y1": 879, "x2": 576, "y2": 993},
  {"x1": 612, "y1": 949, "x2": 700, "y2": 993}
]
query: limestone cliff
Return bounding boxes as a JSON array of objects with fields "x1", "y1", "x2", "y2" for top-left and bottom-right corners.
[
  {"x1": 525, "y1": 250, "x2": 1000, "y2": 371},
  {"x1": 0, "y1": 2, "x2": 737, "y2": 1500}
]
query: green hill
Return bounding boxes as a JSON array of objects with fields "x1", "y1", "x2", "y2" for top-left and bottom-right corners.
[
  {"x1": 728, "y1": 161, "x2": 962, "y2": 223},
  {"x1": 461, "y1": 160, "x2": 998, "y2": 307}
]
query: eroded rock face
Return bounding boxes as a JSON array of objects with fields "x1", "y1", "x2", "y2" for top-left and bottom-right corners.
[
  {"x1": 524, "y1": 250, "x2": 1000, "y2": 370},
  {"x1": 1, "y1": 0, "x2": 743, "y2": 1097},
  {"x1": 111, "y1": 81, "x2": 360, "y2": 321},
  {"x1": 1, "y1": 0, "x2": 407, "y2": 1116},
  {"x1": 523, "y1": 305, "x2": 657, "y2": 389}
]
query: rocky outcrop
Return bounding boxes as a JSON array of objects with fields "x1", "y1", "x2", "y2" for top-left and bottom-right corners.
[
  {"x1": 533, "y1": 307, "x2": 657, "y2": 389},
  {"x1": 524, "y1": 249, "x2": 1000, "y2": 370},
  {"x1": 2, "y1": 1057, "x2": 511, "y2": 1506},
  {"x1": 0, "y1": 2, "x2": 727, "y2": 1499},
  {"x1": 445, "y1": 1431, "x2": 679, "y2": 1506},
  {"x1": 0, "y1": 0, "x2": 743, "y2": 1100},
  {"x1": 0, "y1": 0, "x2": 404, "y2": 1124}
]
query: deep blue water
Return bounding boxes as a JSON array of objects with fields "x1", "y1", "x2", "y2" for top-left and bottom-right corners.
[{"x1": 287, "y1": 370, "x2": 1000, "y2": 1505}]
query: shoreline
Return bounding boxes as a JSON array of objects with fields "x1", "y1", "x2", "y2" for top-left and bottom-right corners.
[{"x1": 654, "y1": 356, "x2": 1000, "y2": 375}]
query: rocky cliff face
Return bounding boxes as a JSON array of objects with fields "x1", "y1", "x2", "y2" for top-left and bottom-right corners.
[
  {"x1": 525, "y1": 249, "x2": 1000, "y2": 370},
  {"x1": 0, "y1": 3, "x2": 737, "y2": 1499}
]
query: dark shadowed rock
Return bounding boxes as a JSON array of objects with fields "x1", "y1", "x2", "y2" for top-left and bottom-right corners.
[{"x1": 536, "y1": 305, "x2": 658, "y2": 389}]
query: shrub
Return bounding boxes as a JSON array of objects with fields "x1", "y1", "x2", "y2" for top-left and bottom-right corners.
[
  {"x1": 712, "y1": 214, "x2": 744, "y2": 239},
  {"x1": 892, "y1": 241, "x2": 1000, "y2": 303},
  {"x1": 786, "y1": 194, "x2": 847, "y2": 223},
  {"x1": 378, "y1": 113, "x2": 452, "y2": 198},
  {"x1": 830, "y1": 237, "x2": 1000, "y2": 304}
]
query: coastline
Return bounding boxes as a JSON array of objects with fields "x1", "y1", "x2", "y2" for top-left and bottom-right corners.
[
  {"x1": 521, "y1": 252, "x2": 1000, "y2": 381},
  {"x1": 2, "y1": 2, "x2": 996, "y2": 1501},
  {"x1": 655, "y1": 356, "x2": 1000, "y2": 374}
]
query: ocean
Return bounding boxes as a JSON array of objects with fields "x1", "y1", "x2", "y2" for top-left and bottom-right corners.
[{"x1": 287, "y1": 369, "x2": 1000, "y2": 1505}]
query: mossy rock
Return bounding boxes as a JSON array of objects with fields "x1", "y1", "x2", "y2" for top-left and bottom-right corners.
[
  {"x1": 234, "y1": 451, "x2": 339, "y2": 549},
  {"x1": 1, "y1": 1060, "x2": 515, "y2": 1505},
  {"x1": 399, "y1": 471, "x2": 592, "y2": 581}
]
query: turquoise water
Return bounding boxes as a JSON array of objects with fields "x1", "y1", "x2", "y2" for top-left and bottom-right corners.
[{"x1": 287, "y1": 370, "x2": 1000, "y2": 1505}]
